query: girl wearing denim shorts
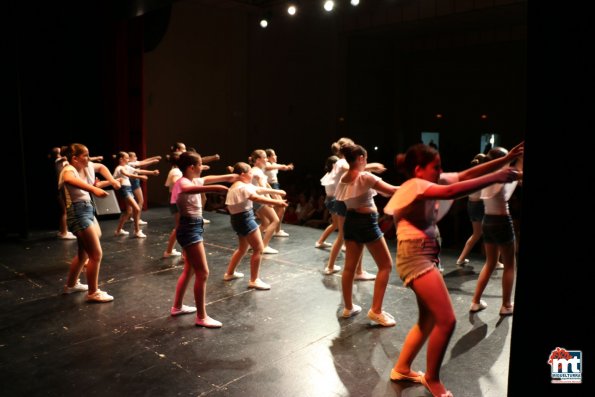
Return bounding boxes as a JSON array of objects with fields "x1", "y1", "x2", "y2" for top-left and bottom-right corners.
[
  {"x1": 334, "y1": 144, "x2": 399, "y2": 327},
  {"x1": 264, "y1": 148, "x2": 293, "y2": 238},
  {"x1": 59, "y1": 143, "x2": 117, "y2": 303},
  {"x1": 469, "y1": 147, "x2": 522, "y2": 316},
  {"x1": 383, "y1": 142, "x2": 522, "y2": 396},
  {"x1": 128, "y1": 151, "x2": 161, "y2": 226},
  {"x1": 169, "y1": 151, "x2": 236, "y2": 328},
  {"x1": 223, "y1": 162, "x2": 288, "y2": 290},
  {"x1": 163, "y1": 151, "x2": 184, "y2": 258}
]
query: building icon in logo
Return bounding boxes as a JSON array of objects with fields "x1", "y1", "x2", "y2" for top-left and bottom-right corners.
[{"x1": 548, "y1": 347, "x2": 582, "y2": 384}]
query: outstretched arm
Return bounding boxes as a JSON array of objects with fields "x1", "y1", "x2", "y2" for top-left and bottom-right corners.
[
  {"x1": 250, "y1": 193, "x2": 288, "y2": 207},
  {"x1": 458, "y1": 141, "x2": 524, "y2": 181},
  {"x1": 63, "y1": 170, "x2": 108, "y2": 197},
  {"x1": 180, "y1": 184, "x2": 228, "y2": 195},
  {"x1": 203, "y1": 174, "x2": 239, "y2": 185},
  {"x1": 365, "y1": 162, "x2": 387, "y2": 174},
  {"x1": 93, "y1": 163, "x2": 121, "y2": 189},
  {"x1": 202, "y1": 154, "x2": 220, "y2": 164},
  {"x1": 255, "y1": 187, "x2": 286, "y2": 197},
  {"x1": 424, "y1": 167, "x2": 521, "y2": 200}
]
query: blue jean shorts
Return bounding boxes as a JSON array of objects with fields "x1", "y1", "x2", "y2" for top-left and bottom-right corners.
[
  {"x1": 253, "y1": 202, "x2": 263, "y2": 213},
  {"x1": 333, "y1": 200, "x2": 347, "y2": 217},
  {"x1": 482, "y1": 214, "x2": 515, "y2": 244},
  {"x1": 66, "y1": 201, "x2": 96, "y2": 234},
  {"x1": 118, "y1": 185, "x2": 134, "y2": 199},
  {"x1": 467, "y1": 200, "x2": 485, "y2": 222},
  {"x1": 130, "y1": 178, "x2": 141, "y2": 190},
  {"x1": 176, "y1": 216, "x2": 204, "y2": 247},
  {"x1": 269, "y1": 182, "x2": 280, "y2": 190},
  {"x1": 343, "y1": 211, "x2": 383, "y2": 243},
  {"x1": 230, "y1": 209, "x2": 259, "y2": 237}
]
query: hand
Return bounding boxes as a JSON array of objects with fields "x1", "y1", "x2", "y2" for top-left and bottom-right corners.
[
  {"x1": 111, "y1": 180, "x2": 121, "y2": 190},
  {"x1": 93, "y1": 187, "x2": 108, "y2": 198},
  {"x1": 153, "y1": 170, "x2": 160, "y2": 176},
  {"x1": 505, "y1": 141, "x2": 524, "y2": 161},
  {"x1": 277, "y1": 199, "x2": 289, "y2": 208},
  {"x1": 497, "y1": 167, "x2": 521, "y2": 183}
]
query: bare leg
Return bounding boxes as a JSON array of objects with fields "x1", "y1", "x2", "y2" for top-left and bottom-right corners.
[
  {"x1": 456, "y1": 220, "x2": 483, "y2": 264},
  {"x1": 471, "y1": 242, "x2": 500, "y2": 305},
  {"x1": 365, "y1": 238, "x2": 393, "y2": 314},
  {"x1": 341, "y1": 240, "x2": 364, "y2": 310}
]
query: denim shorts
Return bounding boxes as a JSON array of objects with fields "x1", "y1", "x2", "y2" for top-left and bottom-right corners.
[
  {"x1": 343, "y1": 211, "x2": 383, "y2": 243},
  {"x1": 176, "y1": 216, "x2": 204, "y2": 247},
  {"x1": 118, "y1": 185, "x2": 134, "y2": 199},
  {"x1": 333, "y1": 200, "x2": 347, "y2": 217},
  {"x1": 324, "y1": 196, "x2": 335, "y2": 213},
  {"x1": 482, "y1": 214, "x2": 515, "y2": 244},
  {"x1": 269, "y1": 182, "x2": 280, "y2": 190},
  {"x1": 130, "y1": 178, "x2": 141, "y2": 190},
  {"x1": 230, "y1": 209, "x2": 259, "y2": 237},
  {"x1": 169, "y1": 203, "x2": 178, "y2": 214},
  {"x1": 253, "y1": 202, "x2": 263, "y2": 213},
  {"x1": 467, "y1": 200, "x2": 485, "y2": 222},
  {"x1": 66, "y1": 201, "x2": 96, "y2": 234},
  {"x1": 396, "y1": 238, "x2": 441, "y2": 286}
]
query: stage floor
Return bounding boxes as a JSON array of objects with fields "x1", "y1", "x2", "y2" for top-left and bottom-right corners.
[{"x1": 0, "y1": 208, "x2": 513, "y2": 396}]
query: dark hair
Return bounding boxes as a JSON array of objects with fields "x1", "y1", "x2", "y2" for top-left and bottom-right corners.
[
  {"x1": 166, "y1": 151, "x2": 181, "y2": 166},
  {"x1": 177, "y1": 151, "x2": 201, "y2": 172},
  {"x1": 248, "y1": 149, "x2": 266, "y2": 165},
  {"x1": 396, "y1": 143, "x2": 439, "y2": 179},
  {"x1": 232, "y1": 162, "x2": 251, "y2": 175},
  {"x1": 170, "y1": 142, "x2": 185, "y2": 152},
  {"x1": 331, "y1": 137, "x2": 355, "y2": 156},
  {"x1": 470, "y1": 153, "x2": 487, "y2": 166},
  {"x1": 339, "y1": 144, "x2": 367, "y2": 164},
  {"x1": 487, "y1": 147, "x2": 508, "y2": 160},
  {"x1": 62, "y1": 143, "x2": 88, "y2": 162},
  {"x1": 265, "y1": 149, "x2": 276, "y2": 157},
  {"x1": 324, "y1": 155, "x2": 339, "y2": 173}
]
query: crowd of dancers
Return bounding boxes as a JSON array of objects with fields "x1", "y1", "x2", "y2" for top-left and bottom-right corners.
[{"x1": 53, "y1": 138, "x2": 523, "y2": 397}]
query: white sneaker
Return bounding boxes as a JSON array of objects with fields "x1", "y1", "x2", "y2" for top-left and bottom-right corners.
[
  {"x1": 496, "y1": 262, "x2": 504, "y2": 269},
  {"x1": 57, "y1": 231, "x2": 77, "y2": 240},
  {"x1": 203, "y1": 219, "x2": 211, "y2": 224},
  {"x1": 324, "y1": 265, "x2": 341, "y2": 275},
  {"x1": 63, "y1": 280, "x2": 88, "y2": 294},
  {"x1": 274, "y1": 230, "x2": 289, "y2": 237},
  {"x1": 315, "y1": 241, "x2": 332, "y2": 249},
  {"x1": 86, "y1": 289, "x2": 114, "y2": 303},
  {"x1": 138, "y1": 219, "x2": 148, "y2": 226},
  {"x1": 341, "y1": 245, "x2": 346, "y2": 252},
  {"x1": 354, "y1": 271, "x2": 376, "y2": 281},
  {"x1": 456, "y1": 259, "x2": 470, "y2": 267},
  {"x1": 115, "y1": 230, "x2": 130, "y2": 236},
  {"x1": 170, "y1": 305, "x2": 197, "y2": 316},
  {"x1": 223, "y1": 271, "x2": 244, "y2": 281},
  {"x1": 342, "y1": 304, "x2": 362, "y2": 318},
  {"x1": 367, "y1": 309, "x2": 396, "y2": 327},
  {"x1": 470, "y1": 300, "x2": 488, "y2": 313},
  {"x1": 248, "y1": 278, "x2": 271, "y2": 290},
  {"x1": 262, "y1": 246, "x2": 278, "y2": 254},
  {"x1": 135, "y1": 231, "x2": 147, "y2": 238},
  {"x1": 163, "y1": 249, "x2": 182, "y2": 258}
]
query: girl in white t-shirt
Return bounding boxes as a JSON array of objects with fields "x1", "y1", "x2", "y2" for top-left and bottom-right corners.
[
  {"x1": 224, "y1": 162, "x2": 287, "y2": 290},
  {"x1": 264, "y1": 148, "x2": 293, "y2": 237},
  {"x1": 383, "y1": 142, "x2": 522, "y2": 397}
]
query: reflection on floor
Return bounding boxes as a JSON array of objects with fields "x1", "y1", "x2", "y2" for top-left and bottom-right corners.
[{"x1": 0, "y1": 208, "x2": 513, "y2": 396}]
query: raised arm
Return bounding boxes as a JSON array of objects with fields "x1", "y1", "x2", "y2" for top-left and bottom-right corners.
[
  {"x1": 203, "y1": 174, "x2": 239, "y2": 185},
  {"x1": 202, "y1": 154, "x2": 220, "y2": 164},
  {"x1": 458, "y1": 141, "x2": 524, "y2": 181},
  {"x1": 424, "y1": 167, "x2": 521, "y2": 200},
  {"x1": 135, "y1": 156, "x2": 162, "y2": 168}
]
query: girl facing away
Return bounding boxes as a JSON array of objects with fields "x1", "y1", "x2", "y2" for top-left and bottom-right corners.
[
  {"x1": 384, "y1": 142, "x2": 522, "y2": 397},
  {"x1": 334, "y1": 144, "x2": 399, "y2": 326},
  {"x1": 169, "y1": 151, "x2": 237, "y2": 328},
  {"x1": 223, "y1": 162, "x2": 288, "y2": 290}
]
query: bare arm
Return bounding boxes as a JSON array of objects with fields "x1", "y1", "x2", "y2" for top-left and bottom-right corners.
[
  {"x1": 373, "y1": 179, "x2": 399, "y2": 197},
  {"x1": 423, "y1": 168, "x2": 521, "y2": 200},
  {"x1": 180, "y1": 184, "x2": 228, "y2": 195},
  {"x1": 255, "y1": 187, "x2": 286, "y2": 196},
  {"x1": 63, "y1": 170, "x2": 108, "y2": 197},
  {"x1": 265, "y1": 163, "x2": 294, "y2": 171},
  {"x1": 93, "y1": 163, "x2": 121, "y2": 189},
  {"x1": 365, "y1": 162, "x2": 386, "y2": 174},
  {"x1": 202, "y1": 154, "x2": 220, "y2": 164},
  {"x1": 136, "y1": 169, "x2": 160, "y2": 176},
  {"x1": 203, "y1": 174, "x2": 239, "y2": 185},
  {"x1": 458, "y1": 141, "x2": 524, "y2": 181},
  {"x1": 250, "y1": 193, "x2": 288, "y2": 207},
  {"x1": 135, "y1": 156, "x2": 161, "y2": 168}
]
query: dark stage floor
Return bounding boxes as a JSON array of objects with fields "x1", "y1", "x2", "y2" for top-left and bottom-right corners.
[{"x1": 0, "y1": 208, "x2": 514, "y2": 397}]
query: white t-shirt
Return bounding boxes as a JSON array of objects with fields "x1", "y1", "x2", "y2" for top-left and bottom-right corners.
[
  {"x1": 320, "y1": 158, "x2": 348, "y2": 196},
  {"x1": 334, "y1": 172, "x2": 380, "y2": 210},
  {"x1": 384, "y1": 173, "x2": 458, "y2": 240},
  {"x1": 225, "y1": 182, "x2": 258, "y2": 215},
  {"x1": 173, "y1": 177, "x2": 205, "y2": 218}
]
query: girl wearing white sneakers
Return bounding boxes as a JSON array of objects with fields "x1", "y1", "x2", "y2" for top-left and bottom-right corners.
[
  {"x1": 223, "y1": 162, "x2": 287, "y2": 290},
  {"x1": 169, "y1": 151, "x2": 237, "y2": 328},
  {"x1": 59, "y1": 143, "x2": 120, "y2": 303}
]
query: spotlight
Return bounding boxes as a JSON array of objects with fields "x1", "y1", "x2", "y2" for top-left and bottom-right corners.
[
  {"x1": 323, "y1": 1, "x2": 334, "y2": 12},
  {"x1": 287, "y1": 1, "x2": 298, "y2": 15},
  {"x1": 351, "y1": 0, "x2": 360, "y2": 5},
  {"x1": 259, "y1": 11, "x2": 271, "y2": 28}
]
